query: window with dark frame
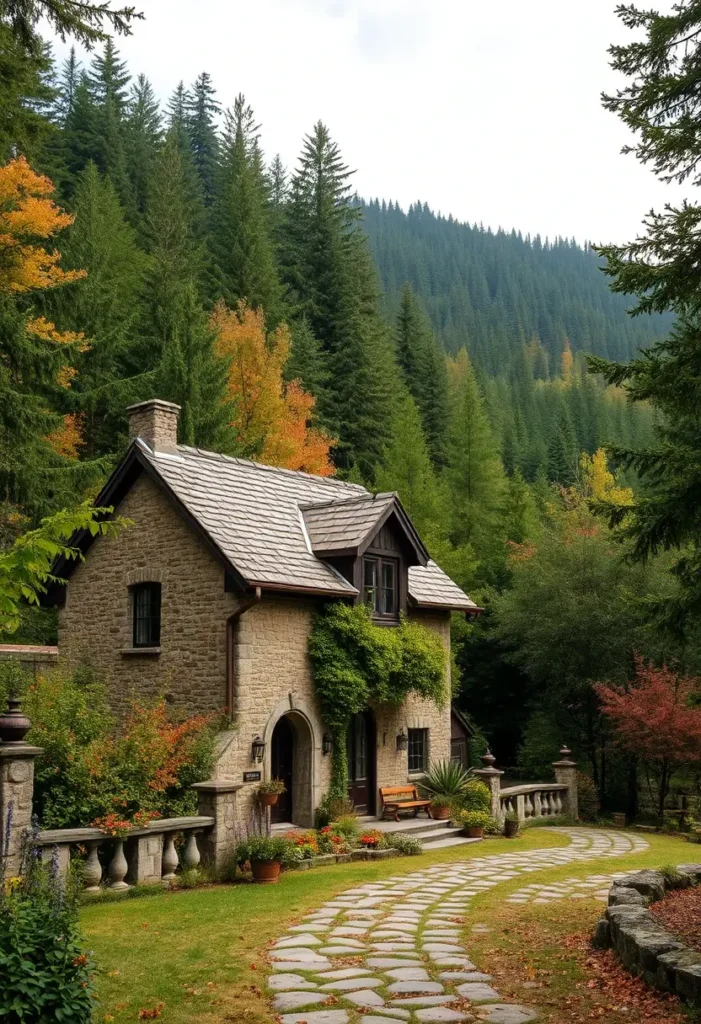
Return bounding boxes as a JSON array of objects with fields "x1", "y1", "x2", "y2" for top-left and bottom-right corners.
[
  {"x1": 363, "y1": 556, "x2": 398, "y2": 620},
  {"x1": 132, "y1": 582, "x2": 161, "y2": 648},
  {"x1": 407, "y1": 728, "x2": 428, "y2": 774}
]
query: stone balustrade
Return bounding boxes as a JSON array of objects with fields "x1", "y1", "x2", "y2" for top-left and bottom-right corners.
[
  {"x1": 473, "y1": 745, "x2": 579, "y2": 823},
  {"x1": 35, "y1": 816, "x2": 215, "y2": 890},
  {"x1": 498, "y1": 782, "x2": 568, "y2": 821}
]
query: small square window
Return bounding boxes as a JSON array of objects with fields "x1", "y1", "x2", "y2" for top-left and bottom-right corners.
[
  {"x1": 132, "y1": 583, "x2": 161, "y2": 647},
  {"x1": 408, "y1": 728, "x2": 428, "y2": 774}
]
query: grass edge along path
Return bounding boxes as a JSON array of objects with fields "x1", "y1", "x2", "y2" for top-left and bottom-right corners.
[{"x1": 81, "y1": 828, "x2": 692, "y2": 1024}]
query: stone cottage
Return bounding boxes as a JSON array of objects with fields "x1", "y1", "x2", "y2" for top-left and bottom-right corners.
[{"x1": 49, "y1": 399, "x2": 480, "y2": 827}]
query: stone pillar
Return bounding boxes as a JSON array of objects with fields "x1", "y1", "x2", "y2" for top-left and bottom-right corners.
[
  {"x1": 553, "y1": 745, "x2": 578, "y2": 820},
  {"x1": 473, "y1": 750, "x2": 504, "y2": 821},
  {"x1": 0, "y1": 743, "x2": 43, "y2": 880},
  {"x1": 126, "y1": 832, "x2": 163, "y2": 885},
  {"x1": 192, "y1": 780, "x2": 242, "y2": 870}
]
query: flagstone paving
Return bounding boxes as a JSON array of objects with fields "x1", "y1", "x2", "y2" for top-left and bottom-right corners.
[{"x1": 268, "y1": 829, "x2": 648, "y2": 1024}]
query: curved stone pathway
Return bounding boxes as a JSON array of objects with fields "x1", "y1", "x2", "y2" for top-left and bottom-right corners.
[{"x1": 267, "y1": 829, "x2": 648, "y2": 1024}]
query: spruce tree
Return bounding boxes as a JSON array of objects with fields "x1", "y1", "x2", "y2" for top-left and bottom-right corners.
[
  {"x1": 588, "y1": 2, "x2": 701, "y2": 622},
  {"x1": 395, "y1": 283, "x2": 449, "y2": 466},
  {"x1": 41, "y1": 161, "x2": 146, "y2": 456},
  {"x1": 446, "y1": 348, "x2": 506, "y2": 556},
  {"x1": 155, "y1": 282, "x2": 232, "y2": 450},
  {"x1": 546, "y1": 400, "x2": 579, "y2": 486},
  {"x1": 212, "y1": 94, "x2": 281, "y2": 316},
  {"x1": 282, "y1": 121, "x2": 395, "y2": 477},
  {"x1": 185, "y1": 71, "x2": 220, "y2": 207},
  {"x1": 124, "y1": 73, "x2": 162, "y2": 218},
  {"x1": 285, "y1": 315, "x2": 328, "y2": 403}
]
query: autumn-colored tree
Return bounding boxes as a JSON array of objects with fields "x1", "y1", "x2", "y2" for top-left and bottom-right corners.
[
  {"x1": 579, "y1": 448, "x2": 634, "y2": 507},
  {"x1": 596, "y1": 658, "x2": 701, "y2": 817},
  {"x1": 210, "y1": 300, "x2": 334, "y2": 476},
  {"x1": 0, "y1": 156, "x2": 95, "y2": 526}
]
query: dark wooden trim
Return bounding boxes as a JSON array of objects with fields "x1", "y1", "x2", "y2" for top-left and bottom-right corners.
[{"x1": 356, "y1": 499, "x2": 429, "y2": 565}]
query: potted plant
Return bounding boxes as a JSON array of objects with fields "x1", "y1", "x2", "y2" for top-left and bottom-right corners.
[
  {"x1": 459, "y1": 810, "x2": 491, "y2": 839},
  {"x1": 256, "y1": 778, "x2": 286, "y2": 808},
  {"x1": 419, "y1": 760, "x2": 474, "y2": 802},
  {"x1": 237, "y1": 835, "x2": 296, "y2": 883},
  {"x1": 504, "y1": 811, "x2": 520, "y2": 838},
  {"x1": 429, "y1": 797, "x2": 452, "y2": 821}
]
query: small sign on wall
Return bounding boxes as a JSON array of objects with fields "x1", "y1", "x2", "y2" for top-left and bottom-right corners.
[{"x1": 243, "y1": 771, "x2": 262, "y2": 783}]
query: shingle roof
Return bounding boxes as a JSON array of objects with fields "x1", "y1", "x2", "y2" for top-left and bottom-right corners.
[
  {"x1": 135, "y1": 441, "x2": 478, "y2": 610},
  {"x1": 407, "y1": 561, "x2": 480, "y2": 612},
  {"x1": 301, "y1": 492, "x2": 396, "y2": 554}
]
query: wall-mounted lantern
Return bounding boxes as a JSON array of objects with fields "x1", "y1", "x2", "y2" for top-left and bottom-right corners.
[
  {"x1": 396, "y1": 728, "x2": 408, "y2": 752},
  {"x1": 251, "y1": 735, "x2": 266, "y2": 763},
  {"x1": 322, "y1": 733, "x2": 333, "y2": 756}
]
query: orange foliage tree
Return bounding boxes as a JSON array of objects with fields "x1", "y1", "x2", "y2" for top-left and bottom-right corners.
[
  {"x1": 0, "y1": 156, "x2": 88, "y2": 479},
  {"x1": 211, "y1": 300, "x2": 335, "y2": 475}
]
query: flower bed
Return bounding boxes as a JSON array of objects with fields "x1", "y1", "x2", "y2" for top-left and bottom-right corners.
[{"x1": 280, "y1": 824, "x2": 422, "y2": 866}]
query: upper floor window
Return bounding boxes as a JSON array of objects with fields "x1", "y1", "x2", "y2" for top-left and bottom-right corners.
[
  {"x1": 132, "y1": 582, "x2": 161, "y2": 647},
  {"x1": 363, "y1": 557, "x2": 398, "y2": 620},
  {"x1": 408, "y1": 728, "x2": 428, "y2": 773}
]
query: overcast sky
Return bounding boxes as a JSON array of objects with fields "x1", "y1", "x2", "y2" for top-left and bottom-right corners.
[{"x1": 57, "y1": 0, "x2": 685, "y2": 244}]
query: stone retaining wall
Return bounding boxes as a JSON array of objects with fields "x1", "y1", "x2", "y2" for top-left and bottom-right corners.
[{"x1": 593, "y1": 865, "x2": 701, "y2": 1005}]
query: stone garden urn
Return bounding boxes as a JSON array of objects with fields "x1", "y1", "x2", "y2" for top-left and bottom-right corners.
[{"x1": 0, "y1": 698, "x2": 32, "y2": 744}]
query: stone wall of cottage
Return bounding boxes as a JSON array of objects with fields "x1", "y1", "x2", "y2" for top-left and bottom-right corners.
[
  {"x1": 58, "y1": 472, "x2": 238, "y2": 715},
  {"x1": 58, "y1": 472, "x2": 453, "y2": 824}
]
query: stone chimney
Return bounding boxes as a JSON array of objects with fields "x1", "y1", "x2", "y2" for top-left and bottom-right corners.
[{"x1": 126, "y1": 399, "x2": 181, "y2": 454}]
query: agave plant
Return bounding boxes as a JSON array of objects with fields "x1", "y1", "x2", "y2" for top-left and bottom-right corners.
[{"x1": 418, "y1": 759, "x2": 474, "y2": 798}]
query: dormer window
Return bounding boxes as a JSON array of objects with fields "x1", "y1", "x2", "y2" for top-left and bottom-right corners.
[{"x1": 363, "y1": 557, "x2": 398, "y2": 620}]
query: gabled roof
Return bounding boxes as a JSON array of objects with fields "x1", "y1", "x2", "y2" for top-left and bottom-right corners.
[
  {"x1": 300, "y1": 491, "x2": 429, "y2": 563},
  {"x1": 51, "y1": 439, "x2": 480, "y2": 611}
]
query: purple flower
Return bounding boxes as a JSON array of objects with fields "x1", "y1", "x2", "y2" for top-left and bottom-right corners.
[{"x1": 3, "y1": 800, "x2": 13, "y2": 860}]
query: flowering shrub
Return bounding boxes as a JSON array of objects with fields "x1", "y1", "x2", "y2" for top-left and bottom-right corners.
[
  {"x1": 317, "y1": 825, "x2": 349, "y2": 854},
  {"x1": 0, "y1": 823, "x2": 94, "y2": 1023},
  {"x1": 359, "y1": 830, "x2": 383, "y2": 848},
  {"x1": 0, "y1": 665, "x2": 218, "y2": 829},
  {"x1": 285, "y1": 830, "x2": 319, "y2": 858},
  {"x1": 91, "y1": 809, "x2": 161, "y2": 837}
]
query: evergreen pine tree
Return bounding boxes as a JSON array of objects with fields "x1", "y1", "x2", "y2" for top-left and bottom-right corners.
[
  {"x1": 54, "y1": 47, "x2": 81, "y2": 123},
  {"x1": 212, "y1": 94, "x2": 281, "y2": 316},
  {"x1": 124, "y1": 73, "x2": 162, "y2": 218},
  {"x1": 185, "y1": 71, "x2": 220, "y2": 207},
  {"x1": 446, "y1": 348, "x2": 507, "y2": 556},
  {"x1": 285, "y1": 316, "x2": 329, "y2": 403},
  {"x1": 546, "y1": 400, "x2": 579, "y2": 486},
  {"x1": 42, "y1": 161, "x2": 146, "y2": 456},
  {"x1": 282, "y1": 121, "x2": 396, "y2": 477},
  {"x1": 395, "y1": 283, "x2": 449, "y2": 466}
]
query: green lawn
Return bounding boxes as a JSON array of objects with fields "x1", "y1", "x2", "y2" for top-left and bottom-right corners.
[{"x1": 81, "y1": 829, "x2": 693, "y2": 1024}]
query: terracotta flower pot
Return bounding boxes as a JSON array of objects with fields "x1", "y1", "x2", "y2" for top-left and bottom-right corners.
[
  {"x1": 504, "y1": 819, "x2": 519, "y2": 838},
  {"x1": 465, "y1": 826, "x2": 484, "y2": 839},
  {"x1": 0, "y1": 699, "x2": 32, "y2": 744},
  {"x1": 430, "y1": 805, "x2": 451, "y2": 820},
  {"x1": 259, "y1": 792, "x2": 279, "y2": 808},
  {"x1": 251, "y1": 859, "x2": 281, "y2": 884}
]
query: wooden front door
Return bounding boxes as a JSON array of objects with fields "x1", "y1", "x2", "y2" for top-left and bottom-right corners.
[
  {"x1": 271, "y1": 716, "x2": 294, "y2": 824},
  {"x1": 347, "y1": 710, "x2": 376, "y2": 815}
]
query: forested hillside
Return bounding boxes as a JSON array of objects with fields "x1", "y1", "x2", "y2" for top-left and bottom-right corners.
[
  {"x1": 364, "y1": 199, "x2": 671, "y2": 370},
  {"x1": 4, "y1": 12, "x2": 695, "y2": 809}
]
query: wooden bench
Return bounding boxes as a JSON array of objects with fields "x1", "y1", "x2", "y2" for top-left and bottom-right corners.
[{"x1": 380, "y1": 785, "x2": 431, "y2": 822}]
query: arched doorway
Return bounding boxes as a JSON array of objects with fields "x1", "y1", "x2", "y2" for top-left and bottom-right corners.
[
  {"x1": 347, "y1": 709, "x2": 376, "y2": 815},
  {"x1": 270, "y1": 711, "x2": 314, "y2": 826}
]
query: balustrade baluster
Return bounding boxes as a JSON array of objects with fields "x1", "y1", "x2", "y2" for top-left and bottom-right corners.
[
  {"x1": 525, "y1": 793, "x2": 534, "y2": 818},
  {"x1": 108, "y1": 840, "x2": 129, "y2": 890},
  {"x1": 555, "y1": 791, "x2": 563, "y2": 815},
  {"x1": 162, "y1": 834, "x2": 179, "y2": 881},
  {"x1": 83, "y1": 840, "x2": 103, "y2": 892},
  {"x1": 182, "y1": 831, "x2": 201, "y2": 872}
]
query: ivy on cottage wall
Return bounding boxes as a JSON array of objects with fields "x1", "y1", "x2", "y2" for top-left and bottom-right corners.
[{"x1": 308, "y1": 602, "x2": 447, "y2": 799}]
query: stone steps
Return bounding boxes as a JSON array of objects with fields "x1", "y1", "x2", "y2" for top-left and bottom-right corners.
[{"x1": 273, "y1": 817, "x2": 478, "y2": 849}]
